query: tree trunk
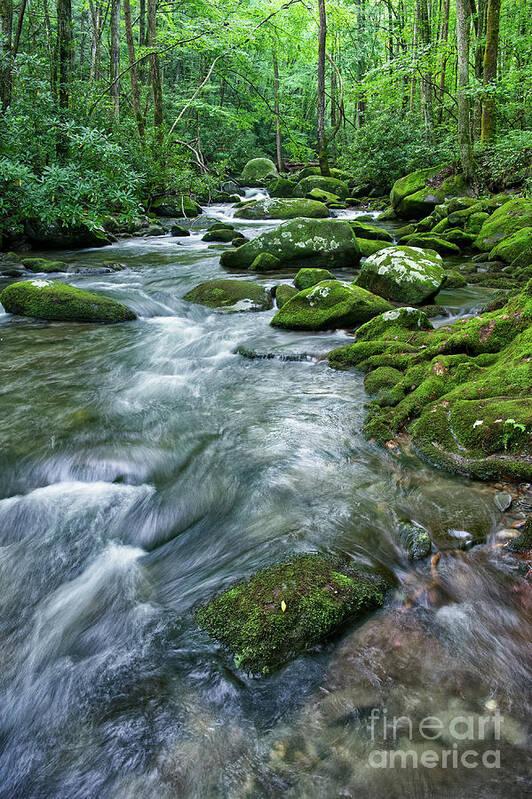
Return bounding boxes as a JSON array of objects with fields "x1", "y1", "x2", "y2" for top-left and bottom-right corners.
[
  {"x1": 473, "y1": 0, "x2": 487, "y2": 137},
  {"x1": 417, "y1": 0, "x2": 432, "y2": 130},
  {"x1": 481, "y1": 0, "x2": 501, "y2": 142},
  {"x1": 273, "y1": 53, "x2": 283, "y2": 172},
  {"x1": 317, "y1": 0, "x2": 330, "y2": 175},
  {"x1": 89, "y1": 0, "x2": 103, "y2": 82},
  {"x1": 147, "y1": 0, "x2": 163, "y2": 136},
  {"x1": 0, "y1": 0, "x2": 13, "y2": 110},
  {"x1": 110, "y1": 0, "x2": 120, "y2": 115},
  {"x1": 437, "y1": 0, "x2": 450, "y2": 124},
  {"x1": 456, "y1": 0, "x2": 475, "y2": 181},
  {"x1": 56, "y1": 0, "x2": 72, "y2": 158},
  {"x1": 355, "y1": 0, "x2": 366, "y2": 126},
  {"x1": 139, "y1": 0, "x2": 145, "y2": 46},
  {"x1": 123, "y1": 0, "x2": 144, "y2": 138}
]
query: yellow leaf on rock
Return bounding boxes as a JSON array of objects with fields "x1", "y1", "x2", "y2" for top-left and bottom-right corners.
[{"x1": 281, "y1": 600, "x2": 286, "y2": 612}]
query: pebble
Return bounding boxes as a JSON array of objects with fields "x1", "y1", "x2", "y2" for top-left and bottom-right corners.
[
  {"x1": 496, "y1": 529, "x2": 518, "y2": 541},
  {"x1": 494, "y1": 491, "x2": 512, "y2": 512}
]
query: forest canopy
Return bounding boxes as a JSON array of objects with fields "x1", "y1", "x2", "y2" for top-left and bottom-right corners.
[{"x1": 0, "y1": 0, "x2": 530, "y2": 241}]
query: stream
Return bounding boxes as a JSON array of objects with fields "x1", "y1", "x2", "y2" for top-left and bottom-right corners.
[{"x1": 0, "y1": 194, "x2": 530, "y2": 798}]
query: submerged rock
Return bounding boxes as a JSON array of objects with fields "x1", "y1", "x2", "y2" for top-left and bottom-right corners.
[
  {"x1": 20, "y1": 257, "x2": 68, "y2": 273},
  {"x1": 271, "y1": 281, "x2": 392, "y2": 331},
  {"x1": 294, "y1": 267, "x2": 335, "y2": 290},
  {"x1": 220, "y1": 218, "x2": 361, "y2": 270},
  {"x1": 234, "y1": 197, "x2": 329, "y2": 220},
  {"x1": 240, "y1": 157, "x2": 278, "y2": 185},
  {"x1": 183, "y1": 279, "x2": 272, "y2": 311},
  {"x1": 196, "y1": 553, "x2": 389, "y2": 674},
  {"x1": 0, "y1": 280, "x2": 136, "y2": 323},
  {"x1": 355, "y1": 246, "x2": 445, "y2": 304},
  {"x1": 397, "y1": 520, "x2": 432, "y2": 560},
  {"x1": 412, "y1": 484, "x2": 496, "y2": 550}
]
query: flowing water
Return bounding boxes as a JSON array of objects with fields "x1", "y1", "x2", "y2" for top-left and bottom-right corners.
[{"x1": 0, "y1": 199, "x2": 530, "y2": 798}]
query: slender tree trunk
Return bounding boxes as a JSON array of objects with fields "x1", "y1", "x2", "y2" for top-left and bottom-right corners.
[
  {"x1": 473, "y1": 0, "x2": 487, "y2": 137},
  {"x1": 437, "y1": 0, "x2": 450, "y2": 124},
  {"x1": 317, "y1": 0, "x2": 330, "y2": 175},
  {"x1": 355, "y1": 0, "x2": 366, "y2": 126},
  {"x1": 12, "y1": 0, "x2": 26, "y2": 58},
  {"x1": 139, "y1": 0, "x2": 145, "y2": 46},
  {"x1": 147, "y1": 0, "x2": 162, "y2": 136},
  {"x1": 417, "y1": 0, "x2": 432, "y2": 130},
  {"x1": 110, "y1": 0, "x2": 120, "y2": 115},
  {"x1": 56, "y1": 0, "x2": 72, "y2": 158},
  {"x1": 89, "y1": 0, "x2": 103, "y2": 82},
  {"x1": 456, "y1": 0, "x2": 475, "y2": 181},
  {"x1": 273, "y1": 53, "x2": 283, "y2": 172},
  {"x1": 0, "y1": 0, "x2": 13, "y2": 109},
  {"x1": 123, "y1": 0, "x2": 144, "y2": 137},
  {"x1": 481, "y1": 0, "x2": 501, "y2": 142}
]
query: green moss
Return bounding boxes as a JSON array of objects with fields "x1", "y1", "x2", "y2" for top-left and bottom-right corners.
[
  {"x1": 295, "y1": 176, "x2": 349, "y2": 200},
  {"x1": 475, "y1": 199, "x2": 532, "y2": 251},
  {"x1": 294, "y1": 267, "x2": 335, "y2": 290},
  {"x1": 0, "y1": 280, "x2": 136, "y2": 323},
  {"x1": 249, "y1": 253, "x2": 281, "y2": 272},
  {"x1": 202, "y1": 229, "x2": 235, "y2": 242},
  {"x1": 465, "y1": 212, "x2": 490, "y2": 234},
  {"x1": 350, "y1": 221, "x2": 392, "y2": 242},
  {"x1": 275, "y1": 284, "x2": 298, "y2": 308},
  {"x1": 398, "y1": 521, "x2": 432, "y2": 560},
  {"x1": 241, "y1": 157, "x2": 278, "y2": 184},
  {"x1": 269, "y1": 177, "x2": 296, "y2": 198},
  {"x1": 20, "y1": 257, "x2": 68, "y2": 273},
  {"x1": 364, "y1": 366, "x2": 403, "y2": 395},
  {"x1": 234, "y1": 198, "x2": 329, "y2": 220},
  {"x1": 489, "y1": 227, "x2": 532, "y2": 265},
  {"x1": 444, "y1": 271, "x2": 468, "y2": 289},
  {"x1": 271, "y1": 281, "x2": 392, "y2": 331},
  {"x1": 183, "y1": 279, "x2": 272, "y2": 311},
  {"x1": 356, "y1": 246, "x2": 445, "y2": 305},
  {"x1": 357, "y1": 238, "x2": 394, "y2": 258},
  {"x1": 390, "y1": 166, "x2": 443, "y2": 209},
  {"x1": 151, "y1": 195, "x2": 201, "y2": 217},
  {"x1": 507, "y1": 517, "x2": 532, "y2": 551},
  {"x1": 307, "y1": 187, "x2": 341, "y2": 204},
  {"x1": 404, "y1": 235, "x2": 460, "y2": 256},
  {"x1": 196, "y1": 553, "x2": 389, "y2": 674},
  {"x1": 443, "y1": 229, "x2": 476, "y2": 248}
]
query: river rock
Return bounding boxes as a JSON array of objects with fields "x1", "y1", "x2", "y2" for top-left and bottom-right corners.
[
  {"x1": 355, "y1": 246, "x2": 444, "y2": 304},
  {"x1": 20, "y1": 257, "x2": 69, "y2": 273},
  {"x1": 183, "y1": 279, "x2": 272, "y2": 311},
  {"x1": 0, "y1": 280, "x2": 136, "y2": 323},
  {"x1": 390, "y1": 167, "x2": 469, "y2": 219},
  {"x1": 202, "y1": 229, "x2": 235, "y2": 243},
  {"x1": 269, "y1": 177, "x2": 296, "y2": 197},
  {"x1": 24, "y1": 220, "x2": 112, "y2": 249},
  {"x1": 357, "y1": 238, "x2": 394, "y2": 258},
  {"x1": 397, "y1": 520, "x2": 432, "y2": 560},
  {"x1": 196, "y1": 553, "x2": 389, "y2": 674},
  {"x1": 271, "y1": 281, "x2": 393, "y2": 331},
  {"x1": 350, "y1": 221, "x2": 392, "y2": 242},
  {"x1": 403, "y1": 234, "x2": 460, "y2": 256},
  {"x1": 275, "y1": 284, "x2": 298, "y2": 308},
  {"x1": 220, "y1": 218, "x2": 361, "y2": 270},
  {"x1": 494, "y1": 491, "x2": 513, "y2": 512},
  {"x1": 475, "y1": 199, "x2": 532, "y2": 251},
  {"x1": 295, "y1": 175, "x2": 349, "y2": 199},
  {"x1": 240, "y1": 157, "x2": 278, "y2": 185},
  {"x1": 488, "y1": 227, "x2": 532, "y2": 264},
  {"x1": 294, "y1": 267, "x2": 335, "y2": 290},
  {"x1": 171, "y1": 224, "x2": 190, "y2": 236},
  {"x1": 234, "y1": 198, "x2": 329, "y2": 220},
  {"x1": 151, "y1": 195, "x2": 202, "y2": 217},
  {"x1": 411, "y1": 483, "x2": 496, "y2": 550}
]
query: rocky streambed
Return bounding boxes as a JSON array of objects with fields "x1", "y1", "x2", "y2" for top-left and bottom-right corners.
[{"x1": 0, "y1": 185, "x2": 530, "y2": 798}]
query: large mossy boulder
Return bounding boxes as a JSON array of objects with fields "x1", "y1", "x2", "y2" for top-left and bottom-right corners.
[
  {"x1": 240, "y1": 157, "x2": 278, "y2": 185},
  {"x1": 294, "y1": 267, "x2": 335, "y2": 290},
  {"x1": 275, "y1": 284, "x2": 298, "y2": 308},
  {"x1": 24, "y1": 220, "x2": 112, "y2": 249},
  {"x1": 307, "y1": 187, "x2": 341, "y2": 205},
  {"x1": 220, "y1": 218, "x2": 361, "y2": 270},
  {"x1": 0, "y1": 280, "x2": 136, "y2": 323},
  {"x1": 403, "y1": 234, "x2": 460, "y2": 256},
  {"x1": 355, "y1": 246, "x2": 445, "y2": 304},
  {"x1": 489, "y1": 227, "x2": 532, "y2": 265},
  {"x1": 183, "y1": 279, "x2": 272, "y2": 311},
  {"x1": 327, "y1": 280, "x2": 532, "y2": 481},
  {"x1": 234, "y1": 197, "x2": 329, "y2": 220},
  {"x1": 295, "y1": 175, "x2": 349, "y2": 200},
  {"x1": 357, "y1": 239, "x2": 394, "y2": 258},
  {"x1": 271, "y1": 280, "x2": 393, "y2": 331},
  {"x1": 475, "y1": 199, "x2": 532, "y2": 251},
  {"x1": 196, "y1": 553, "x2": 389, "y2": 674},
  {"x1": 391, "y1": 167, "x2": 469, "y2": 220},
  {"x1": 269, "y1": 177, "x2": 296, "y2": 198},
  {"x1": 350, "y1": 221, "x2": 393, "y2": 242},
  {"x1": 151, "y1": 195, "x2": 202, "y2": 217}
]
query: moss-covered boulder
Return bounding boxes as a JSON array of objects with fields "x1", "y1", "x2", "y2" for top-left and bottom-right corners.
[
  {"x1": 183, "y1": 279, "x2": 272, "y2": 311},
  {"x1": 221, "y1": 218, "x2": 361, "y2": 270},
  {"x1": 356, "y1": 246, "x2": 445, "y2": 304},
  {"x1": 202, "y1": 229, "x2": 235, "y2": 242},
  {"x1": 171, "y1": 224, "x2": 190, "y2": 237},
  {"x1": 357, "y1": 238, "x2": 394, "y2": 258},
  {"x1": 196, "y1": 553, "x2": 388, "y2": 674},
  {"x1": 444, "y1": 270, "x2": 468, "y2": 289},
  {"x1": 391, "y1": 168, "x2": 469, "y2": 220},
  {"x1": 506, "y1": 516, "x2": 532, "y2": 552},
  {"x1": 24, "y1": 220, "x2": 112, "y2": 249},
  {"x1": 275, "y1": 284, "x2": 298, "y2": 308},
  {"x1": 475, "y1": 199, "x2": 532, "y2": 251},
  {"x1": 240, "y1": 157, "x2": 278, "y2": 185},
  {"x1": 249, "y1": 253, "x2": 282, "y2": 272},
  {"x1": 295, "y1": 176, "x2": 349, "y2": 200},
  {"x1": 269, "y1": 177, "x2": 296, "y2": 197},
  {"x1": 307, "y1": 187, "x2": 341, "y2": 205},
  {"x1": 234, "y1": 197, "x2": 329, "y2": 220},
  {"x1": 271, "y1": 280, "x2": 392, "y2": 331},
  {"x1": 350, "y1": 221, "x2": 393, "y2": 242},
  {"x1": 442, "y1": 228, "x2": 476, "y2": 248},
  {"x1": 20, "y1": 257, "x2": 69, "y2": 273},
  {"x1": 294, "y1": 267, "x2": 335, "y2": 290},
  {"x1": 403, "y1": 234, "x2": 460, "y2": 256},
  {"x1": 0, "y1": 280, "x2": 136, "y2": 323},
  {"x1": 364, "y1": 366, "x2": 403, "y2": 395},
  {"x1": 328, "y1": 281, "x2": 532, "y2": 481},
  {"x1": 151, "y1": 195, "x2": 202, "y2": 217},
  {"x1": 489, "y1": 227, "x2": 532, "y2": 265}
]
